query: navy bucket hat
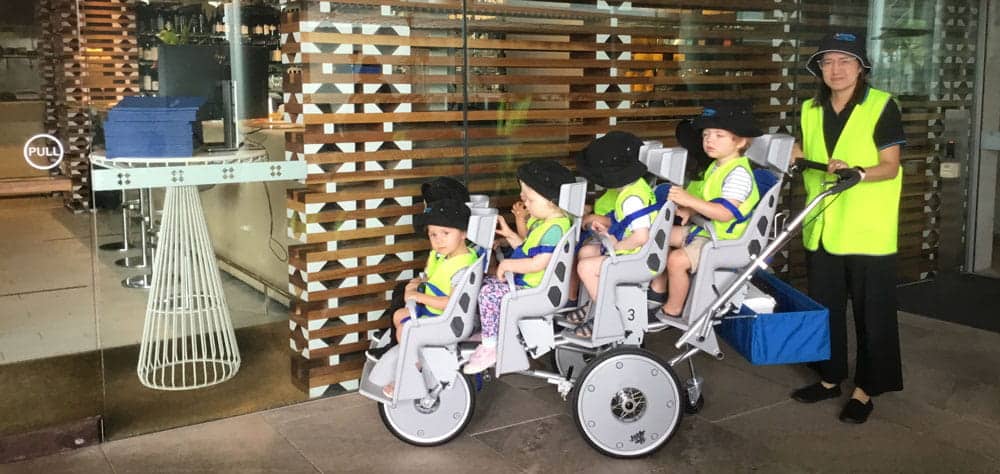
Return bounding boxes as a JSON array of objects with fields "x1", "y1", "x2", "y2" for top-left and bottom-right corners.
[{"x1": 806, "y1": 31, "x2": 873, "y2": 77}]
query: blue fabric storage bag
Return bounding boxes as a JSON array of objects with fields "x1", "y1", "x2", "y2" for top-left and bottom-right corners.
[{"x1": 718, "y1": 270, "x2": 830, "y2": 365}]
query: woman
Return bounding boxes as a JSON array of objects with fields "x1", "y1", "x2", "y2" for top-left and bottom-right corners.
[{"x1": 790, "y1": 32, "x2": 906, "y2": 424}]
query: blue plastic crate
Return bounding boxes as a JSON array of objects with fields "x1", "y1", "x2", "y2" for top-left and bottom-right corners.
[
  {"x1": 105, "y1": 121, "x2": 198, "y2": 158},
  {"x1": 104, "y1": 99, "x2": 204, "y2": 158},
  {"x1": 107, "y1": 96, "x2": 206, "y2": 123},
  {"x1": 105, "y1": 121, "x2": 196, "y2": 138},
  {"x1": 105, "y1": 143, "x2": 195, "y2": 158},
  {"x1": 717, "y1": 270, "x2": 830, "y2": 365}
]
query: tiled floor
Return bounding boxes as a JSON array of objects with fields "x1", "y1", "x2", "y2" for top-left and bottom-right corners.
[
  {"x1": 0, "y1": 196, "x2": 287, "y2": 363},
  {"x1": 3, "y1": 310, "x2": 998, "y2": 473}
]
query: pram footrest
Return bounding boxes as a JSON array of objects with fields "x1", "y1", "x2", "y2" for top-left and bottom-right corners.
[{"x1": 359, "y1": 358, "x2": 393, "y2": 405}]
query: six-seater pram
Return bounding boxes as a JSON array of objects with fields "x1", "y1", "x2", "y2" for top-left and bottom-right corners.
[{"x1": 358, "y1": 134, "x2": 861, "y2": 458}]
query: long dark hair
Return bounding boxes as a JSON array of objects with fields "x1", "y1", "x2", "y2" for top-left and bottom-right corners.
[{"x1": 811, "y1": 73, "x2": 869, "y2": 108}]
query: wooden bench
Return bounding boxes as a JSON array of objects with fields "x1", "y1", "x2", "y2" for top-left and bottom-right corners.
[{"x1": 0, "y1": 177, "x2": 73, "y2": 197}]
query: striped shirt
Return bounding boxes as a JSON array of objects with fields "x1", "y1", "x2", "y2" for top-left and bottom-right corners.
[{"x1": 720, "y1": 166, "x2": 753, "y2": 203}]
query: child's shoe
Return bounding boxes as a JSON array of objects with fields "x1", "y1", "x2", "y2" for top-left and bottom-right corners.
[
  {"x1": 462, "y1": 344, "x2": 497, "y2": 374},
  {"x1": 366, "y1": 341, "x2": 395, "y2": 362}
]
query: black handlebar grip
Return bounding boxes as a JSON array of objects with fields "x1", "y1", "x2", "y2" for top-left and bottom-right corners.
[{"x1": 829, "y1": 168, "x2": 862, "y2": 194}]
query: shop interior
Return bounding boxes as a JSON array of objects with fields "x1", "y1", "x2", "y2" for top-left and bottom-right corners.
[{"x1": 1, "y1": 0, "x2": 312, "y2": 444}]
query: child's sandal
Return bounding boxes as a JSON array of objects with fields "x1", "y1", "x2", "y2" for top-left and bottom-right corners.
[
  {"x1": 565, "y1": 306, "x2": 589, "y2": 325},
  {"x1": 573, "y1": 321, "x2": 593, "y2": 338},
  {"x1": 648, "y1": 308, "x2": 681, "y2": 323}
]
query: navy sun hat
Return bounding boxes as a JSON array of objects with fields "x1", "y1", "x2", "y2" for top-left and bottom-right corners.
[
  {"x1": 806, "y1": 31, "x2": 873, "y2": 77},
  {"x1": 680, "y1": 99, "x2": 764, "y2": 140},
  {"x1": 421, "y1": 177, "x2": 470, "y2": 205},
  {"x1": 575, "y1": 131, "x2": 648, "y2": 189},
  {"x1": 517, "y1": 160, "x2": 576, "y2": 203},
  {"x1": 413, "y1": 198, "x2": 471, "y2": 234}
]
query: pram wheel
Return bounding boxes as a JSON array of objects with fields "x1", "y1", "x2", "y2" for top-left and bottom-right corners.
[
  {"x1": 378, "y1": 374, "x2": 476, "y2": 447},
  {"x1": 570, "y1": 348, "x2": 683, "y2": 458},
  {"x1": 553, "y1": 346, "x2": 593, "y2": 380},
  {"x1": 685, "y1": 395, "x2": 704, "y2": 414}
]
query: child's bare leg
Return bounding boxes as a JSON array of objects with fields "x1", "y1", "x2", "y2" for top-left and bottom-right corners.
[
  {"x1": 392, "y1": 307, "x2": 409, "y2": 343},
  {"x1": 650, "y1": 273, "x2": 667, "y2": 293},
  {"x1": 651, "y1": 226, "x2": 690, "y2": 295},
  {"x1": 669, "y1": 225, "x2": 687, "y2": 247},
  {"x1": 577, "y1": 255, "x2": 605, "y2": 300},
  {"x1": 569, "y1": 243, "x2": 602, "y2": 303},
  {"x1": 662, "y1": 249, "x2": 692, "y2": 315}
]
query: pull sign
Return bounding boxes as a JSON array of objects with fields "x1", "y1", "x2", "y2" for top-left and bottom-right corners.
[{"x1": 23, "y1": 134, "x2": 65, "y2": 171}]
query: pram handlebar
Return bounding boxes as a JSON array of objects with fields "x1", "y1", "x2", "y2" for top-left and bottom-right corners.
[
  {"x1": 791, "y1": 158, "x2": 863, "y2": 195},
  {"x1": 791, "y1": 159, "x2": 828, "y2": 173}
]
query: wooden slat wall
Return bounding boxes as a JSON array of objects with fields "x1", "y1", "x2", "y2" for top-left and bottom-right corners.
[
  {"x1": 37, "y1": 0, "x2": 138, "y2": 212},
  {"x1": 280, "y1": 0, "x2": 975, "y2": 395},
  {"x1": 78, "y1": 0, "x2": 140, "y2": 111},
  {"x1": 38, "y1": 0, "x2": 85, "y2": 207}
]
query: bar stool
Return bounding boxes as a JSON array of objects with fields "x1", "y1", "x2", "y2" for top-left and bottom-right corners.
[
  {"x1": 121, "y1": 188, "x2": 154, "y2": 289},
  {"x1": 98, "y1": 189, "x2": 137, "y2": 252}
]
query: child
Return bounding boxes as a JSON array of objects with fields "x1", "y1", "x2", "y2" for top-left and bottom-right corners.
[
  {"x1": 649, "y1": 100, "x2": 762, "y2": 320},
  {"x1": 366, "y1": 198, "x2": 476, "y2": 362},
  {"x1": 568, "y1": 131, "x2": 656, "y2": 337},
  {"x1": 369, "y1": 177, "x2": 471, "y2": 357},
  {"x1": 463, "y1": 160, "x2": 576, "y2": 374}
]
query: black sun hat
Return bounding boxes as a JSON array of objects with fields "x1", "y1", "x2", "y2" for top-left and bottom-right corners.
[
  {"x1": 678, "y1": 100, "x2": 764, "y2": 144},
  {"x1": 674, "y1": 119, "x2": 713, "y2": 180},
  {"x1": 421, "y1": 177, "x2": 470, "y2": 205},
  {"x1": 806, "y1": 31, "x2": 872, "y2": 77},
  {"x1": 575, "y1": 131, "x2": 647, "y2": 189},
  {"x1": 414, "y1": 198, "x2": 471, "y2": 234},
  {"x1": 516, "y1": 160, "x2": 575, "y2": 203}
]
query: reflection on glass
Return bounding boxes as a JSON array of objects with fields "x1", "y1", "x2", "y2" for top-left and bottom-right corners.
[{"x1": 868, "y1": 0, "x2": 937, "y2": 96}]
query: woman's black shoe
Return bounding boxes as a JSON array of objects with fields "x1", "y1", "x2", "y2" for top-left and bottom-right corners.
[
  {"x1": 839, "y1": 398, "x2": 874, "y2": 424},
  {"x1": 790, "y1": 382, "x2": 841, "y2": 403}
]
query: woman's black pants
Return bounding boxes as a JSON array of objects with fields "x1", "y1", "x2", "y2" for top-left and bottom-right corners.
[{"x1": 806, "y1": 246, "x2": 904, "y2": 396}]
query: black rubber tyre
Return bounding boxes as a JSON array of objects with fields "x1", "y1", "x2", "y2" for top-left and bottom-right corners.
[{"x1": 378, "y1": 374, "x2": 476, "y2": 447}]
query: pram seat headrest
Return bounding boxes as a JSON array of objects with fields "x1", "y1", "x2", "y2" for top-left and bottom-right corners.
[
  {"x1": 467, "y1": 194, "x2": 490, "y2": 208},
  {"x1": 558, "y1": 178, "x2": 588, "y2": 218},
  {"x1": 745, "y1": 133, "x2": 794, "y2": 174},
  {"x1": 639, "y1": 140, "x2": 663, "y2": 166},
  {"x1": 466, "y1": 206, "x2": 498, "y2": 250},
  {"x1": 645, "y1": 146, "x2": 688, "y2": 186}
]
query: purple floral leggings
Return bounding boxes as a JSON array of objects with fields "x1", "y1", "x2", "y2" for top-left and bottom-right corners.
[{"x1": 478, "y1": 276, "x2": 514, "y2": 340}]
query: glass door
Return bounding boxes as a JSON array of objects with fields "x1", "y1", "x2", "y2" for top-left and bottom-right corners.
[
  {"x1": 91, "y1": 0, "x2": 307, "y2": 441},
  {"x1": 0, "y1": 0, "x2": 103, "y2": 462},
  {"x1": 969, "y1": 0, "x2": 1000, "y2": 277}
]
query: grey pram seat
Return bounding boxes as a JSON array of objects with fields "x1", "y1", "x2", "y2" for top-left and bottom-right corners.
[
  {"x1": 493, "y1": 179, "x2": 588, "y2": 376},
  {"x1": 358, "y1": 205, "x2": 497, "y2": 446},
  {"x1": 663, "y1": 134, "x2": 795, "y2": 356},
  {"x1": 559, "y1": 144, "x2": 688, "y2": 348}
]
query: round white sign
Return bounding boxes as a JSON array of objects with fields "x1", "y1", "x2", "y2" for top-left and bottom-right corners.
[{"x1": 23, "y1": 133, "x2": 65, "y2": 171}]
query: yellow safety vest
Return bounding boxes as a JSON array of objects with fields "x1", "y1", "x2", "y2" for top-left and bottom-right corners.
[
  {"x1": 611, "y1": 178, "x2": 656, "y2": 255},
  {"x1": 594, "y1": 189, "x2": 618, "y2": 217},
  {"x1": 800, "y1": 87, "x2": 901, "y2": 255},
  {"x1": 422, "y1": 249, "x2": 477, "y2": 315},
  {"x1": 693, "y1": 157, "x2": 759, "y2": 240},
  {"x1": 516, "y1": 216, "x2": 571, "y2": 287}
]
